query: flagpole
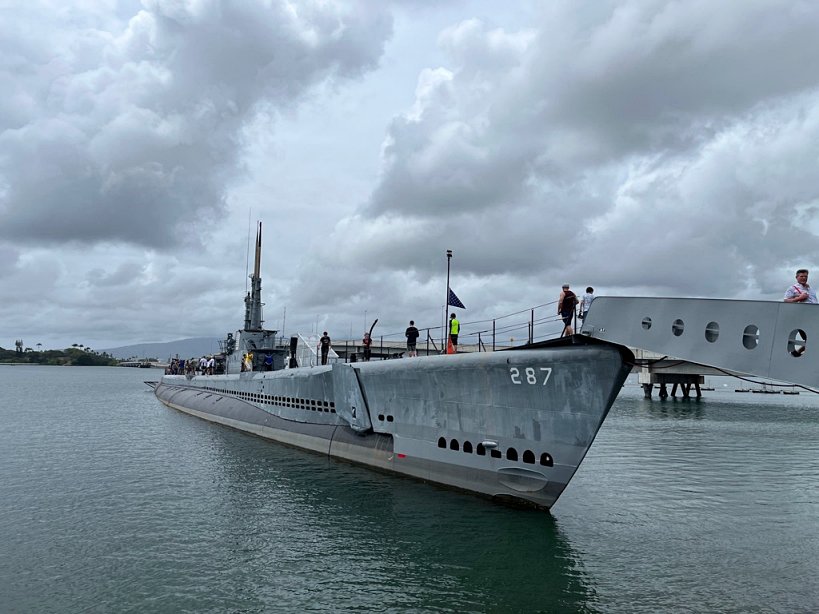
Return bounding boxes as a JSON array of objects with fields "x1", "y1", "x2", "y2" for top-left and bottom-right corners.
[{"x1": 445, "y1": 249, "x2": 452, "y2": 347}]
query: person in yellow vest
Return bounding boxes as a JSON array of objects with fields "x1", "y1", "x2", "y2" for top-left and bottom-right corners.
[{"x1": 449, "y1": 313, "x2": 460, "y2": 353}]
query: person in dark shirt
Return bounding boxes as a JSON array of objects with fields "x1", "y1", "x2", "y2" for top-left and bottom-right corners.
[
  {"x1": 319, "y1": 332, "x2": 331, "y2": 365},
  {"x1": 558, "y1": 284, "x2": 577, "y2": 337},
  {"x1": 405, "y1": 321, "x2": 420, "y2": 357}
]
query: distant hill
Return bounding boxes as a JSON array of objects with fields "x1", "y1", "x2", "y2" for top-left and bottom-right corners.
[{"x1": 102, "y1": 337, "x2": 222, "y2": 360}]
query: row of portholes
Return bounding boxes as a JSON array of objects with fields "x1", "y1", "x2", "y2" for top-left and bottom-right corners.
[
  {"x1": 641, "y1": 317, "x2": 808, "y2": 357},
  {"x1": 437, "y1": 437, "x2": 554, "y2": 467},
  {"x1": 199, "y1": 386, "x2": 337, "y2": 412}
]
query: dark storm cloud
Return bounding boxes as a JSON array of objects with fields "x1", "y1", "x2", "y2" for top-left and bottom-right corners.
[{"x1": 0, "y1": 0, "x2": 391, "y2": 248}]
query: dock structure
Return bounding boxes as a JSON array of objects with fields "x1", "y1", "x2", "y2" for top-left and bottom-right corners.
[
  {"x1": 631, "y1": 349, "x2": 745, "y2": 399},
  {"x1": 119, "y1": 360, "x2": 156, "y2": 368}
]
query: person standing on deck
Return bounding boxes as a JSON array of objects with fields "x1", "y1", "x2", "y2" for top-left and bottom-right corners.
[
  {"x1": 579, "y1": 287, "x2": 595, "y2": 321},
  {"x1": 405, "y1": 321, "x2": 420, "y2": 357},
  {"x1": 784, "y1": 269, "x2": 818, "y2": 304},
  {"x1": 362, "y1": 332, "x2": 372, "y2": 361},
  {"x1": 558, "y1": 284, "x2": 577, "y2": 336},
  {"x1": 319, "y1": 332, "x2": 332, "y2": 365},
  {"x1": 449, "y1": 313, "x2": 460, "y2": 353}
]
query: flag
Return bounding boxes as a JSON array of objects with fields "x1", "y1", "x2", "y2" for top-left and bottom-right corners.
[{"x1": 447, "y1": 288, "x2": 465, "y2": 309}]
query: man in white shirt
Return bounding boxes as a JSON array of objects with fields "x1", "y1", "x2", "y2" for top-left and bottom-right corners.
[
  {"x1": 579, "y1": 287, "x2": 595, "y2": 320},
  {"x1": 784, "y1": 269, "x2": 818, "y2": 304}
]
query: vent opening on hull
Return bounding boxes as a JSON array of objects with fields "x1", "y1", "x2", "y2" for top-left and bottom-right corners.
[{"x1": 438, "y1": 437, "x2": 554, "y2": 468}]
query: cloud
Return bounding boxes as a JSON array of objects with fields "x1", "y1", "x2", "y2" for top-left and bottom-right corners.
[
  {"x1": 306, "y1": 0, "x2": 819, "y2": 318},
  {"x1": 0, "y1": 0, "x2": 392, "y2": 249},
  {"x1": 6, "y1": 0, "x2": 819, "y2": 350}
]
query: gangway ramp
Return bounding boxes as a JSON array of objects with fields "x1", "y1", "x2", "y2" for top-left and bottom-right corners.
[{"x1": 582, "y1": 297, "x2": 817, "y2": 391}]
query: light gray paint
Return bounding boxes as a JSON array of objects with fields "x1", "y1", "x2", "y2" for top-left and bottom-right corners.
[
  {"x1": 583, "y1": 297, "x2": 819, "y2": 388},
  {"x1": 331, "y1": 363, "x2": 372, "y2": 432}
]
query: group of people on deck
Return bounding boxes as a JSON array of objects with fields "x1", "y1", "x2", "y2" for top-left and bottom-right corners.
[
  {"x1": 308, "y1": 269, "x2": 819, "y2": 365},
  {"x1": 317, "y1": 321, "x2": 424, "y2": 364},
  {"x1": 174, "y1": 271, "x2": 819, "y2": 376},
  {"x1": 557, "y1": 285, "x2": 595, "y2": 337},
  {"x1": 166, "y1": 355, "x2": 214, "y2": 375},
  {"x1": 555, "y1": 267, "x2": 818, "y2": 341},
  {"x1": 240, "y1": 351, "x2": 274, "y2": 372}
]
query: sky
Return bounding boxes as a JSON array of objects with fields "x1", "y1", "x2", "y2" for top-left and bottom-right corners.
[{"x1": 3, "y1": 0, "x2": 819, "y2": 351}]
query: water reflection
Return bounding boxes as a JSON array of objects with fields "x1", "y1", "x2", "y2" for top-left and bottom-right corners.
[
  {"x1": 644, "y1": 397, "x2": 706, "y2": 420},
  {"x1": 197, "y1": 425, "x2": 598, "y2": 612}
]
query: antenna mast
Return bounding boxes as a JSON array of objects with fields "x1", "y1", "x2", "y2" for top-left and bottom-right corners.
[{"x1": 243, "y1": 222, "x2": 264, "y2": 331}]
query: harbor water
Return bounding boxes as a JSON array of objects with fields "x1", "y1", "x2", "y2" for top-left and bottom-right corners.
[{"x1": 1, "y1": 365, "x2": 818, "y2": 612}]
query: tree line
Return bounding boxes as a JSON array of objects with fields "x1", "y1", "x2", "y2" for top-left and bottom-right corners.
[{"x1": 0, "y1": 346, "x2": 118, "y2": 366}]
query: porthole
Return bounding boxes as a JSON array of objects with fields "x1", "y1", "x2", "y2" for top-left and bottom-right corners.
[
  {"x1": 476, "y1": 444, "x2": 486, "y2": 456},
  {"x1": 450, "y1": 439, "x2": 460, "y2": 451},
  {"x1": 705, "y1": 322, "x2": 719, "y2": 343},
  {"x1": 523, "y1": 450, "x2": 535, "y2": 464},
  {"x1": 540, "y1": 453, "x2": 554, "y2": 467},
  {"x1": 743, "y1": 325, "x2": 760, "y2": 350},
  {"x1": 788, "y1": 329, "x2": 807, "y2": 357},
  {"x1": 642, "y1": 317, "x2": 652, "y2": 330},
  {"x1": 507, "y1": 448, "x2": 518, "y2": 461},
  {"x1": 437, "y1": 437, "x2": 446, "y2": 449},
  {"x1": 672, "y1": 319, "x2": 685, "y2": 337},
  {"x1": 490, "y1": 449, "x2": 502, "y2": 459},
  {"x1": 463, "y1": 441, "x2": 473, "y2": 453}
]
